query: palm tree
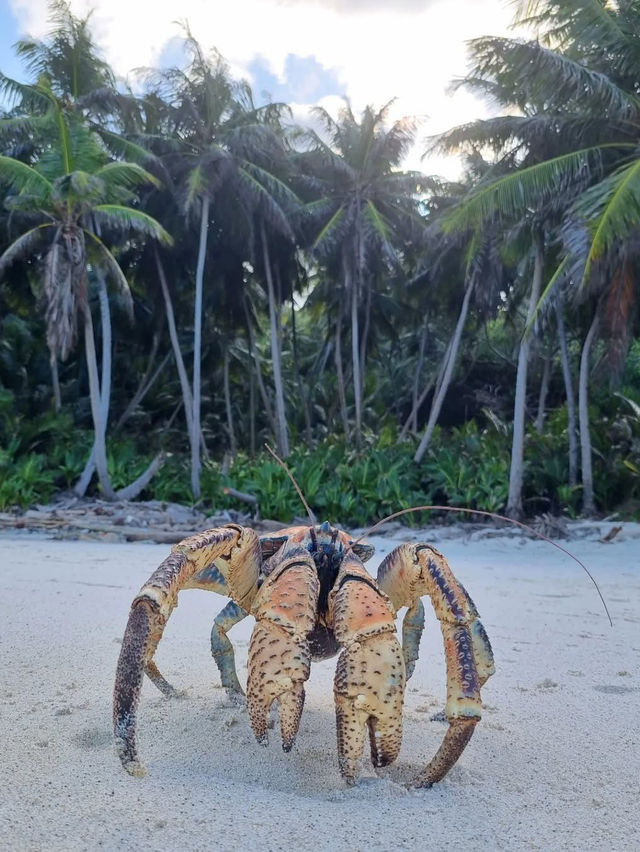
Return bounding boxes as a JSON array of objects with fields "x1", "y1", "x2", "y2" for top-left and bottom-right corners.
[
  {"x1": 297, "y1": 101, "x2": 423, "y2": 446},
  {"x1": 1, "y1": 0, "x2": 161, "y2": 495},
  {"x1": 0, "y1": 77, "x2": 171, "y2": 499},
  {"x1": 436, "y1": 0, "x2": 640, "y2": 514},
  {"x1": 146, "y1": 32, "x2": 297, "y2": 489}
]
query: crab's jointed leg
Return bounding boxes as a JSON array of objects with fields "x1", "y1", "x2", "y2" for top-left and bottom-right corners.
[
  {"x1": 377, "y1": 543, "x2": 495, "y2": 788},
  {"x1": 113, "y1": 525, "x2": 261, "y2": 776},
  {"x1": 246, "y1": 541, "x2": 319, "y2": 752},
  {"x1": 329, "y1": 554, "x2": 406, "y2": 785},
  {"x1": 210, "y1": 600, "x2": 249, "y2": 699},
  {"x1": 402, "y1": 599, "x2": 425, "y2": 680}
]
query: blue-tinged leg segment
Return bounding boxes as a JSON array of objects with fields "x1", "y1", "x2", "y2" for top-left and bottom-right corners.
[
  {"x1": 211, "y1": 600, "x2": 249, "y2": 697},
  {"x1": 402, "y1": 599, "x2": 425, "y2": 680}
]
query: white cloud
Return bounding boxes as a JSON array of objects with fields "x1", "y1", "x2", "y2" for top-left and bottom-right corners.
[{"x1": 9, "y1": 0, "x2": 515, "y2": 178}]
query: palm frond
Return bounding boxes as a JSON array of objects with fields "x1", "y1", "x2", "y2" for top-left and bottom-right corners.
[
  {"x1": 432, "y1": 114, "x2": 633, "y2": 157},
  {"x1": 464, "y1": 36, "x2": 640, "y2": 117},
  {"x1": 94, "y1": 162, "x2": 160, "y2": 191},
  {"x1": 0, "y1": 224, "x2": 55, "y2": 274},
  {"x1": 443, "y1": 144, "x2": 636, "y2": 233},
  {"x1": 184, "y1": 163, "x2": 207, "y2": 211},
  {"x1": 0, "y1": 74, "x2": 52, "y2": 112},
  {"x1": 94, "y1": 127, "x2": 160, "y2": 166},
  {"x1": 0, "y1": 155, "x2": 53, "y2": 196},
  {"x1": 575, "y1": 156, "x2": 640, "y2": 280},
  {"x1": 92, "y1": 204, "x2": 172, "y2": 244},
  {"x1": 363, "y1": 201, "x2": 394, "y2": 251},
  {"x1": 513, "y1": 0, "x2": 640, "y2": 73},
  {"x1": 312, "y1": 205, "x2": 346, "y2": 253},
  {"x1": 84, "y1": 230, "x2": 134, "y2": 319}
]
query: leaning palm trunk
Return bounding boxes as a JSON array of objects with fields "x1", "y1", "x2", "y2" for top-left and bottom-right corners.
[
  {"x1": 291, "y1": 296, "x2": 313, "y2": 446},
  {"x1": 50, "y1": 353, "x2": 61, "y2": 412},
  {"x1": 261, "y1": 225, "x2": 289, "y2": 457},
  {"x1": 155, "y1": 249, "x2": 194, "y2": 438},
  {"x1": 555, "y1": 297, "x2": 578, "y2": 487},
  {"x1": 579, "y1": 312, "x2": 600, "y2": 517},
  {"x1": 191, "y1": 195, "x2": 210, "y2": 499},
  {"x1": 82, "y1": 296, "x2": 117, "y2": 500},
  {"x1": 75, "y1": 271, "x2": 111, "y2": 497},
  {"x1": 506, "y1": 234, "x2": 544, "y2": 518},
  {"x1": 243, "y1": 297, "x2": 277, "y2": 438},
  {"x1": 79, "y1": 278, "x2": 164, "y2": 501},
  {"x1": 414, "y1": 277, "x2": 475, "y2": 464},
  {"x1": 410, "y1": 317, "x2": 429, "y2": 434},
  {"x1": 359, "y1": 275, "x2": 372, "y2": 398},
  {"x1": 349, "y1": 266, "x2": 363, "y2": 448},
  {"x1": 399, "y1": 336, "x2": 451, "y2": 442},
  {"x1": 223, "y1": 348, "x2": 237, "y2": 456},
  {"x1": 535, "y1": 344, "x2": 553, "y2": 433},
  {"x1": 335, "y1": 307, "x2": 350, "y2": 439}
]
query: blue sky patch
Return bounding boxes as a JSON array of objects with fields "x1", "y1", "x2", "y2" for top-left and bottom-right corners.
[{"x1": 249, "y1": 54, "x2": 343, "y2": 106}]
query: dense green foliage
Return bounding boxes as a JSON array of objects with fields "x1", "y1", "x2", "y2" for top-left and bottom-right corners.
[{"x1": 1, "y1": 1, "x2": 639, "y2": 522}]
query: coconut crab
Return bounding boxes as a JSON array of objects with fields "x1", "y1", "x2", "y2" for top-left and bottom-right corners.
[{"x1": 113, "y1": 519, "x2": 495, "y2": 787}]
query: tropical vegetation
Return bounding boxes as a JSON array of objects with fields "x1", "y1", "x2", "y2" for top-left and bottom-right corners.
[{"x1": 1, "y1": 0, "x2": 639, "y2": 524}]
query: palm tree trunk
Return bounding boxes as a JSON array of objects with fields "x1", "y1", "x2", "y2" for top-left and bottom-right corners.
[
  {"x1": 261, "y1": 224, "x2": 289, "y2": 457},
  {"x1": 555, "y1": 297, "x2": 578, "y2": 487},
  {"x1": 399, "y1": 337, "x2": 452, "y2": 443},
  {"x1": 50, "y1": 353, "x2": 61, "y2": 412},
  {"x1": 155, "y1": 249, "x2": 194, "y2": 437},
  {"x1": 335, "y1": 308, "x2": 350, "y2": 438},
  {"x1": 74, "y1": 272, "x2": 112, "y2": 497},
  {"x1": 359, "y1": 275, "x2": 372, "y2": 400},
  {"x1": 291, "y1": 294, "x2": 313, "y2": 445},
  {"x1": 506, "y1": 233, "x2": 544, "y2": 518},
  {"x1": 411, "y1": 317, "x2": 428, "y2": 434},
  {"x1": 115, "y1": 347, "x2": 170, "y2": 432},
  {"x1": 579, "y1": 312, "x2": 600, "y2": 517},
  {"x1": 81, "y1": 283, "x2": 163, "y2": 502},
  {"x1": 349, "y1": 265, "x2": 362, "y2": 447},
  {"x1": 414, "y1": 278, "x2": 475, "y2": 464},
  {"x1": 249, "y1": 371, "x2": 256, "y2": 456},
  {"x1": 535, "y1": 344, "x2": 553, "y2": 433},
  {"x1": 243, "y1": 297, "x2": 277, "y2": 437},
  {"x1": 191, "y1": 195, "x2": 210, "y2": 499},
  {"x1": 223, "y1": 347, "x2": 237, "y2": 456},
  {"x1": 82, "y1": 298, "x2": 116, "y2": 500}
]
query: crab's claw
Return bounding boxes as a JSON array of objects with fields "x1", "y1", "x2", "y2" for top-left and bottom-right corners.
[
  {"x1": 247, "y1": 544, "x2": 319, "y2": 752},
  {"x1": 113, "y1": 526, "x2": 262, "y2": 776},
  {"x1": 329, "y1": 555, "x2": 406, "y2": 785},
  {"x1": 113, "y1": 599, "x2": 157, "y2": 776}
]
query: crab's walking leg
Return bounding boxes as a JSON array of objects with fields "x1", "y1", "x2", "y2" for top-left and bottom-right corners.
[
  {"x1": 402, "y1": 599, "x2": 425, "y2": 680},
  {"x1": 329, "y1": 554, "x2": 406, "y2": 785},
  {"x1": 377, "y1": 543, "x2": 495, "y2": 788},
  {"x1": 145, "y1": 659, "x2": 181, "y2": 698},
  {"x1": 113, "y1": 525, "x2": 261, "y2": 776},
  {"x1": 211, "y1": 600, "x2": 249, "y2": 698},
  {"x1": 247, "y1": 543, "x2": 319, "y2": 752}
]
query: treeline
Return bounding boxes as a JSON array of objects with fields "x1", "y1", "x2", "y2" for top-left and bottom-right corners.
[{"x1": 0, "y1": 0, "x2": 638, "y2": 522}]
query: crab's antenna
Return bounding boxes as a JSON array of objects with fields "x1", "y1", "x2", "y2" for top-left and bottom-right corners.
[
  {"x1": 351, "y1": 505, "x2": 613, "y2": 627},
  {"x1": 264, "y1": 443, "x2": 318, "y2": 526}
]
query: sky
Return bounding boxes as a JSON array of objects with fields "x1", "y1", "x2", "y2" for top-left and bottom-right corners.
[{"x1": 0, "y1": 0, "x2": 518, "y2": 178}]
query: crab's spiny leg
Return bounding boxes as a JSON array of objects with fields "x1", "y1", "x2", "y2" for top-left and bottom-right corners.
[
  {"x1": 376, "y1": 543, "x2": 495, "y2": 787},
  {"x1": 145, "y1": 659, "x2": 180, "y2": 698},
  {"x1": 402, "y1": 599, "x2": 425, "y2": 680},
  {"x1": 247, "y1": 543, "x2": 319, "y2": 751},
  {"x1": 114, "y1": 525, "x2": 261, "y2": 776},
  {"x1": 329, "y1": 554, "x2": 405, "y2": 785},
  {"x1": 210, "y1": 600, "x2": 249, "y2": 698},
  {"x1": 114, "y1": 599, "x2": 154, "y2": 776}
]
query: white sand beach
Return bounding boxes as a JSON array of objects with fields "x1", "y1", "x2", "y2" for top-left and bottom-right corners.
[{"x1": 1, "y1": 524, "x2": 638, "y2": 851}]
